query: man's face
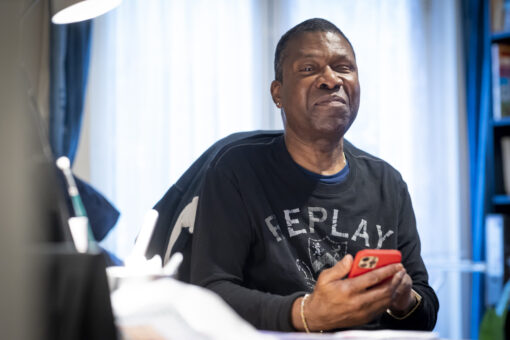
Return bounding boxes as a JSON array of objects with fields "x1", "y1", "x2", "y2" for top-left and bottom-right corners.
[{"x1": 271, "y1": 31, "x2": 360, "y2": 142}]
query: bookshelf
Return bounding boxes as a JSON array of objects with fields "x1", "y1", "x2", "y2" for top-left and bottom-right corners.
[
  {"x1": 493, "y1": 31, "x2": 510, "y2": 42},
  {"x1": 490, "y1": 9, "x2": 510, "y2": 213},
  {"x1": 492, "y1": 117, "x2": 510, "y2": 213},
  {"x1": 484, "y1": 0, "x2": 510, "y2": 322},
  {"x1": 492, "y1": 116, "x2": 510, "y2": 126},
  {"x1": 493, "y1": 194, "x2": 510, "y2": 206}
]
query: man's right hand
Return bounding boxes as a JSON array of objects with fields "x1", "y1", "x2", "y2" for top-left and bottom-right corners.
[{"x1": 291, "y1": 254, "x2": 405, "y2": 332}]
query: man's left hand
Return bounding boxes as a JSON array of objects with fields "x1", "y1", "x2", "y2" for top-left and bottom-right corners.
[{"x1": 388, "y1": 269, "x2": 416, "y2": 315}]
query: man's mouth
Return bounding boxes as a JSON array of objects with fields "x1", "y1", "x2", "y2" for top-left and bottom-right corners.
[{"x1": 314, "y1": 95, "x2": 347, "y2": 106}]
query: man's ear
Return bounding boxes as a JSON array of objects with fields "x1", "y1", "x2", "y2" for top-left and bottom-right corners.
[{"x1": 270, "y1": 80, "x2": 282, "y2": 107}]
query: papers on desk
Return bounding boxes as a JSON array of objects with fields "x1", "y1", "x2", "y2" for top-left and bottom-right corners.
[
  {"x1": 110, "y1": 244, "x2": 437, "y2": 340},
  {"x1": 336, "y1": 330, "x2": 438, "y2": 339},
  {"x1": 111, "y1": 278, "x2": 276, "y2": 340},
  {"x1": 111, "y1": 209, "x2": 271, "y2": 339},
  {"x1": 111, "y1": 275, "x2": 439, "y2": 340},
  {"x1": 264, "y1": 330, "x2": 439, "y2": 339}
]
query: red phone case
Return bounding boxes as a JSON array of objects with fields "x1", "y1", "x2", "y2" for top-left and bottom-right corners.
[{"x1": 347, "y1": 249, "x2": 402, "y2": 278}]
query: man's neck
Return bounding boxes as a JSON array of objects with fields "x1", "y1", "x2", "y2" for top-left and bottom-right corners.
[{"x1": 284, "y1": 131, "x2": 346, "y2": 175}]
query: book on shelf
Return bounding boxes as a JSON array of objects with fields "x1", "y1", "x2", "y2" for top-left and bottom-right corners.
[
  {"x1": 492, "y1": 43, "x2": 510, "y2": 120},
  {"x1": 492, "y1": 0, "x2": 510, "y2": 32},
  {"x1": 502, "y1": 137, "x2": 510, "y2": 195},
  {"x1": 485, "y1": 214, "x2": 510, "y2": 306}
]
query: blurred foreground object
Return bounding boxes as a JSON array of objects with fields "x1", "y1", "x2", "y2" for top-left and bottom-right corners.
[
  {"x1": 111, "y1": 278, "x2": 275, "y2": 340},
  {"x1": 51, "y1": 0, "x2": 122, "y2": 24}
]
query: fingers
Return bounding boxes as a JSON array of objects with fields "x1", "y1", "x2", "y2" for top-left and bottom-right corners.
[
  {"x1": 391, "y1": 270, "x2": 410, "y2": 298},
  {"x1": 345, "y1": 283, "x2": 394, "y2": 324},
  {"x1": 349, "y1": 263, "x2": 403, "y2": 292},
  {"x1": 310, "y1": 260, "x2": 411, "y2": 330},
  {"x1": 389, "y1": 272, "x2": 414, "y2": 312},
  {"x1": 334, "y1": 264, "x2": 405, "y2": 321},
  {"x1": 318, "y1": 254, "x2": 353, "y2": 284}
]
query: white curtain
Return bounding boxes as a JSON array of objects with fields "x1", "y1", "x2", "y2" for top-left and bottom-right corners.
[
  {"x1": 84, "y1": 0, "x2": 467, "y2": 338},
  {"x1": 86, "y1": 0, "x2": 275, "y2": 258}
]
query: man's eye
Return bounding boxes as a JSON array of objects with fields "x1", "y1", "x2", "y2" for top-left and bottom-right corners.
[
  {"x1": 335, "y1": 65, "x2": 353, "y2": 72},
  {"x1": 301, "y1": 66, "x2": 313, "y2": 72}
]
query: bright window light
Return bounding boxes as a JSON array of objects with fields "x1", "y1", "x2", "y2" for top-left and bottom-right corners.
[{"x1": 52, "y1": 0, "x2": 122, "y2": 24}]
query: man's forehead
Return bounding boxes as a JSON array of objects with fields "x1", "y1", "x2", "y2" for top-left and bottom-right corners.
[{"x1": 287, "y1": 31, "x2": 353, "y2": 59}]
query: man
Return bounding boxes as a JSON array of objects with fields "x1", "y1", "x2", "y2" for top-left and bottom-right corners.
[{"x1": 189, "y1": 18, "x2": 438, "y2": 332}]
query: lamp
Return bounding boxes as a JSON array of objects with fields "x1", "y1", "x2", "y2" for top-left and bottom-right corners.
[{"x1": 51, "y1": 0, "x2": 122, "y2": 24}]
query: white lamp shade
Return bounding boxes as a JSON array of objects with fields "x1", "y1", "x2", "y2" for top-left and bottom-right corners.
[{"x1": 51, "y1": 0, "x2": 122, "y2": 24}]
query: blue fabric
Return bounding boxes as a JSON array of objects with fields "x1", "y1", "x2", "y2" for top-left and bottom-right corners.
[
  {"x1": 296, "y1": 160, "x2": 350, "y2": 184},
  {"x1": 462, "y1": 0, "x2": 491, "y2": 338},
  {"x1": 49, "y1": 21, "x2": 119, "y2": 253},
  {"x1": 49, "y1": 21, "x2": 91, "y2": 163},
  {"x1": 74, "y1": 177, "x2": 119, "y2": 242}
]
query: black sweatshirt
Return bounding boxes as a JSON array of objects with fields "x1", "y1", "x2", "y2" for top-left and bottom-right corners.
[{"x1": 190, "y1": 133, "x2": 438, "y2": 332}]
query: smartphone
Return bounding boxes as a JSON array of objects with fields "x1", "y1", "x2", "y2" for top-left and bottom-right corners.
[{"x1": 347, "y1": 249, "x2": 402, "y2": 279}]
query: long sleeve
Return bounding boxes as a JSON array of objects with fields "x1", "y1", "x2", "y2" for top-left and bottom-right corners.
[
  {"x1": 380, "y1": 183, "x2": 439, "y2": 330},
  {"x1": 189, "y1": 165, "x2": 302, "y2": 331},
  {"x1": 188, "y1": 137, "x2": 439, "y2": 332}
]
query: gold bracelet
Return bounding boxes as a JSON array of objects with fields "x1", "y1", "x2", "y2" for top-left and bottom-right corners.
[
  {"x1": 386, "y1": 289, "x2": 422, "y2": 320},
  {"x1": 300, "y1": 294, "x2": 311, "y2": 333},
  {"x1": 300, "y1": 294, "x2": 323, "y2": 333}
]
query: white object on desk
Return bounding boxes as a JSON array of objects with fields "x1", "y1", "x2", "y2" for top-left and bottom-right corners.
[
  {"x1": 106, "y1": 203, "x2": 183, "y2": 292},
  {"x1": 126, "y1": 209, "x2": 159, "y2": 266},
  {"x1": 163, "y1": 251, "x2": 183, "y2": 276},
  {"x1": 111, "y1": 278, "x2": 275, "y2": 340},
  {"x1": 264, "y1": 329, "x2": 439, "y2": 339},
  {"x1": 68, "y1": 216, "x2": 89, "y2": 253},
  {"x1": 106, "y1": 252, "x2": 183, "y2": 292}
]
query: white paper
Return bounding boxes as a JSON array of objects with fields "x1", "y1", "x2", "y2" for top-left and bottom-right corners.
[
  {"x1": 111, "y1": 278, "x2": 276, "y2": 340},
  {"x1": 263, "y1": 330, "x2": 438, "y2": 340}
]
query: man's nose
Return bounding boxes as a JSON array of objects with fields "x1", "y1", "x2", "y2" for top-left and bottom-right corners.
[{"x1": 318, "y1": 66, "x2": 341, "y2": 90}]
